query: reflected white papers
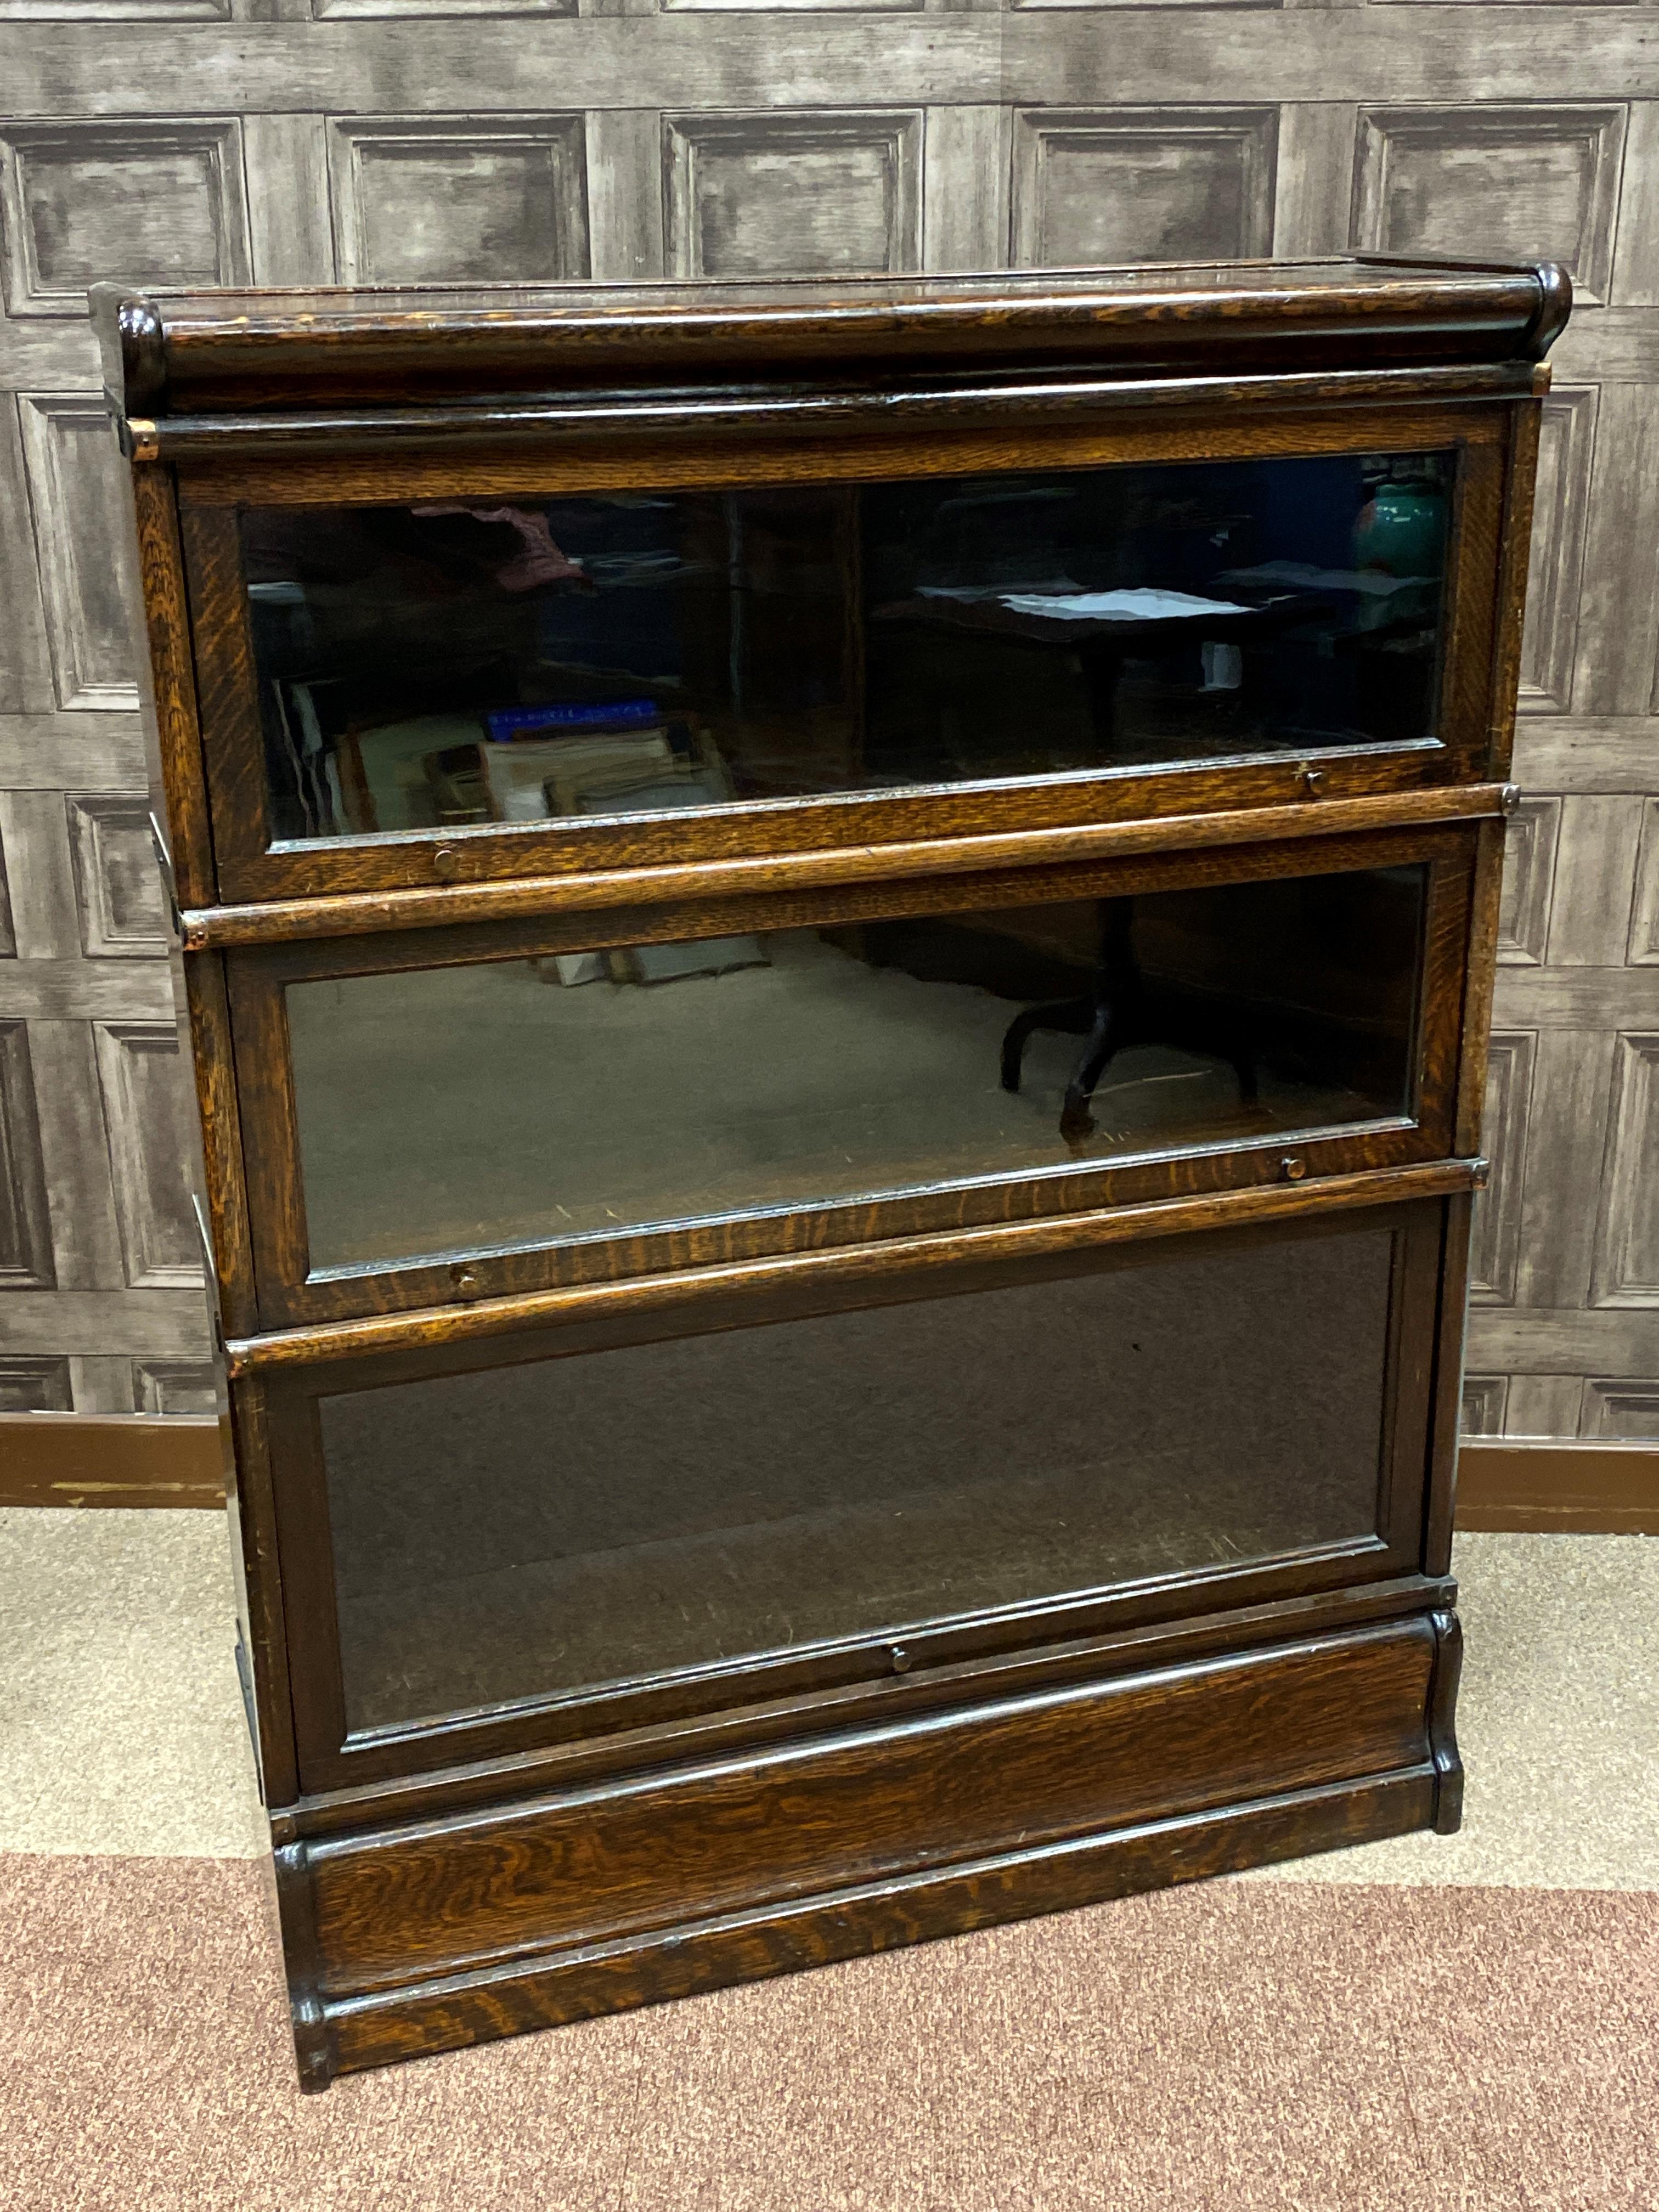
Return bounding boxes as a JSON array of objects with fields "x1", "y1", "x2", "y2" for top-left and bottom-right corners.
[{"x1": 994, "y1": 588, "x2": 1255, "y2": 622}]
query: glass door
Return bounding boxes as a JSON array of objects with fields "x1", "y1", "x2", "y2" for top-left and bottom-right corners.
[
  {"x1": 260, "y1": 1194, "x2": 1444, "y2": 1787},
  {"x1": 183, "y1": 409, "x2": 1505, "y2": 900},
  {"x1": 229, "y1": 823, "x2": 1471, "y2": 1326}
]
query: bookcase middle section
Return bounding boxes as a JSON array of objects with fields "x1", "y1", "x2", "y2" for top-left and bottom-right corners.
[{"x1": 224, "y1": 817, "x2": 1476, "y2": 1329}]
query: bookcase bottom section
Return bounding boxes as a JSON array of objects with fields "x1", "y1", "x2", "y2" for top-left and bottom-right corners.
[{"x1": 276, "y1": 1610, "x2": 1460, "y2": 2089}]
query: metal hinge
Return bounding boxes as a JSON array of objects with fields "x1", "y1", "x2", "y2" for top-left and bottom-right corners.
[{"x1": 148, "y1": 811, "x2": 182, "y2": 937}]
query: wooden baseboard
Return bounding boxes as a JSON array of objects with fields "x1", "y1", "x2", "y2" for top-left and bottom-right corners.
[
  {"x1": 0, "y1": 1413, "x2": 225, "y2": 1508},
  {"x1": 2, "y1": 1417, "x2": 1653, "y2": 1531},
  {"x1": 1454, "y1": 1439, "x2": 1659, "y2": 1534}
]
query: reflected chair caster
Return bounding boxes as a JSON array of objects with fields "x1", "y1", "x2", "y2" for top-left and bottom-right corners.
[{"x1": 999, "y1": 900, "x2": 1259, "y2": 1148}]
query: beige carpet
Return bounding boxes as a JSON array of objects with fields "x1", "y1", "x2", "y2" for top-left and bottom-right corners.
[
  {"x1": 285, "y1": 930, "x2": 1373, "y2": 1269},
  {"x1": 1, "y1": 1513, "x2": 1656, "y2": 2209}
]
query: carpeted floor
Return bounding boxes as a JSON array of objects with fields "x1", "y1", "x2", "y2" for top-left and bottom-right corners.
[{"x1": 1, "y1": 1512, "x2": 1656, "y2": 2210}]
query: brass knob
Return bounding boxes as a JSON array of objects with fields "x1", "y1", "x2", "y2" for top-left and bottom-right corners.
[
  {"x1": 1282, "y1": 1156, "x2": 1308, "y2": 1182},
  {"x1": 889, "y1": 1644, "x2": 913, "y2": 1674},
  {"x1": 433, "y1": 845, "x2": 459, "y2": 881},
  {"x1": 452, "y1": 1265, "x2": 479, "y2": 1294}
]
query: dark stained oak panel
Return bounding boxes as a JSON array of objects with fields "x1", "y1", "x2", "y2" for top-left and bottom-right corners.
[
  {"x1": 322, "y1": 1768, "x2": 1440, "y2": 2075},
  {"x1": 306, "y1": 1615, "x2": 1438, "y2": 1996}
]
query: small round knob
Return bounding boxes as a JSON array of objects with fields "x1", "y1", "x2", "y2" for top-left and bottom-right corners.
[
  {"x1": 433, "y1": 844, "x2": 459, "y2": 881},
  {"x1": 1282, "y1": 1156, "x2": 1308, "y2": 1182},
  {"x1": 452, "y1": 1265, "x2": 479, "y2": 1294},
  {"x1": 1297, "y1": 765, "x2": 1324, "y2": 796},
  {"x1": 889, "y1": 1644, "x2": 913, "y2": 1674}
]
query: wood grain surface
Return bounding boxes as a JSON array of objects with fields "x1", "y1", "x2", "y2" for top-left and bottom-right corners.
[
  {"x1": 223, "y1": 1156, "x2": 1481, "y2": 1377},
  {"x1": 318, "y1": 1769, "x2": 1438, "y2": 2078},
  {"x1": 297, "y1": 1613, "x2": 1440, "y2": 2079},
  {"x1": 309, "y1": 1621, "x2": 1434, "y2": 1987}
]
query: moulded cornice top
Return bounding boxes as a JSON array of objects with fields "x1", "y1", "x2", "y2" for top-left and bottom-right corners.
[{"x1": 90, "y1": 256, "x2": 1571, "y2": 421}]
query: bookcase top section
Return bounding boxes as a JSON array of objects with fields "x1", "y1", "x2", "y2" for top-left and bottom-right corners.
[{"x1": 92, "y1": 257, "x2": 1569, "y2": 420}]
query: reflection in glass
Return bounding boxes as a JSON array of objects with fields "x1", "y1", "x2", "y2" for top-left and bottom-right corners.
[
  {"x1": 321, "y1": 1223, "x2": 1396, "y2": 1729},
  {"x1": 286, "y1": 864, "x2": 1425, "y2": 1272},
  {"x1": 241, "y1": 453, "x2": 1452, "y2": 843}
]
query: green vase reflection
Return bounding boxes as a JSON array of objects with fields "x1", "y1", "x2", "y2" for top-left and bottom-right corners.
[{"x1": 1353, "y1": 475, "x2": 1446, "y2": 579}]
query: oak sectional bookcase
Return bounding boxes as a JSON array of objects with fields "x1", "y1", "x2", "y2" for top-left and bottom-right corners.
[{"x1": 95, "y1": 256, "x2": 1566, "y2": 2089}]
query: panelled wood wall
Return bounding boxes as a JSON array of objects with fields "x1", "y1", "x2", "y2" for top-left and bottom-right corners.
[{"x1": 1, "y1": 9, "x2": 1656, "y2": 1441}]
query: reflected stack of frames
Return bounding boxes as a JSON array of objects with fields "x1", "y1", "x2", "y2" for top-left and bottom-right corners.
[{"x1": 95, "y1": 255, "x2": 1567, "y2": 2089}]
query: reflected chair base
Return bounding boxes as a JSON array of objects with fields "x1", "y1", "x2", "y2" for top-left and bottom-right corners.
[
  {"x1": 273, "y1": 1598, "x2": 1463, "y2": 2090},
  {"x1": 998, "y1": 897, "x2": 1260, "y2": 1146}
]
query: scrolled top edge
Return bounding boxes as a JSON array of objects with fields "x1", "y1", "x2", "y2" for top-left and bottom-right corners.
[
  {"x1": 1525, "y1": 261, "x2": 1573, "y2": 361},
  {"x1": 88, "y1": 283, "x2": 168, "y2": 415}
]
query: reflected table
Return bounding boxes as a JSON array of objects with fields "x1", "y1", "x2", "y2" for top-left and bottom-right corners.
[{"x1": 870, "y1": 587, "x2": 1333, "y2": 747}]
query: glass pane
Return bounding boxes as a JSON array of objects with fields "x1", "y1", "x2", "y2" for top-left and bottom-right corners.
[
  {"x1": 286, "y1": 864, "x2": 1425, "y2": 1273},
  {"x1": 321, "y1": 1222, "x2": 1396, "y2": 1730},
  {"x1": 241, "y1": 453, "x2": 1452, "y2": 843}
]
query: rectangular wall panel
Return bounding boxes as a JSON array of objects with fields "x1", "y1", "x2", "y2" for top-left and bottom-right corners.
[
  {"x1": 1519, "y1": 386, "x2": 1598, "y2": 715},
  {"x1": 0, "y1": 1019, "x2": 53, "y2": 1288},
  {"x1": 328, "y1": 117, "x2": 590, "y2": 285},
  {"x1": 1580, "y1": 1377, "x2": 1659, "y2": 1437},
  {"x1": 1351, "y1": 106, "x2": 1626, "y2": 302},
  {"x1": 91, "y1": 1020, "x2": 202, "y2": 1289},
  {"x1": 663, "y1": 112, "x2": 923, "y2": 278},
  {"x1": 1575, "y1": 383, "x2": 1659, "y2": 721},
  {"x1": 0, "y1": 119, "x2": 249, "y2": 316},
  {"x1": 0, "y1": 1356, "x2": 72, "y2": 1410},
  {"x1": 1496, "y1": 799, "x2": 1560, "y2": 967},
  {"x1": 1589, "y1": 1032, "x2": 1659, "y2": 1306},
  {"x1": 65, "y1": 795, "x2": 170, "y2": 959},
  {"x1": 130, "y1": 1355, "x2": 218, "y2": 1414},
  {"x1": 1011, "y1": 108, "x2": 1277, "y2": 268},
  {"x1": 1459, "y1": 1374, "x2": 1508, "y2": 1437},
  {"x1": 1469, "y1": 1031, "x2": 1535, "y2": 1308},
  {"x1": 16, "y1": 396, "x2": 139, "y2": 712}
]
